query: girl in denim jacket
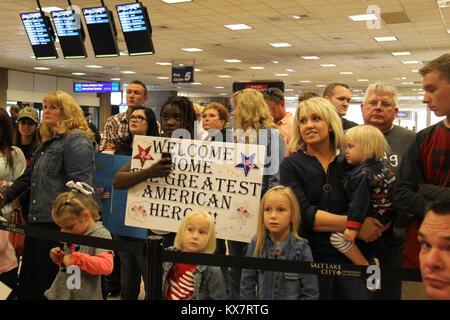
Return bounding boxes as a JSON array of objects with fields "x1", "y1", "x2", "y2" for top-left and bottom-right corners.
[
  {"x1": 162, "y1": 210, "x2": 226, "y2": 300},
  {"x1": 240, "y1": 186, "x2": 319, "y2": 300}
]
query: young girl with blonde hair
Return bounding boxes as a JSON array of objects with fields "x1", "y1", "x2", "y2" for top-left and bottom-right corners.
[
  {"x1": 162, "y1": 210, "x2": 226, "y2": 300},
  {"x1": 240, "y1": 186, "x2": 319, "y2": 300},
  {"x1": 330, "y1": 125, "x2": 395, "y2": 267},
  {"x1": 45, "y1": 181, "x2": 113, "y2": 300}
]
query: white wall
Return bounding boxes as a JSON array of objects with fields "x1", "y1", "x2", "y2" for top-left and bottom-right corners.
[{"x1": 7, "y1": 70, "x2": 100, "y2": 106}]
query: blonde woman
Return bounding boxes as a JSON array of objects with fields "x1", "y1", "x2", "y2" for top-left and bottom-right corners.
[
  {"x1": 162, "y1": 210, "x2": 227, "y2": 300},
  {"x1": 0, "y1": 90, "x2": 95, "y2": 300},
  {"x1": 240, "y1": 186, "x2": 319, "y2": 300},
  {"x1": 280, "y1": 97, "x2": 385, "y2": 300}
]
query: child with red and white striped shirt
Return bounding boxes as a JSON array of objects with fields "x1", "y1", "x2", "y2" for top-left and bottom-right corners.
[{"x1": 162, "y1": 210, "x2": 226, "y2": 300}]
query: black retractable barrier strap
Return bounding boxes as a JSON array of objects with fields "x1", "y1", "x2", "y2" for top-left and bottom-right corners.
[
  {"x1": 0, "y1": 220, "x2": 422, "y2": 282},
  {"x1": 0, "y1": 220, "x2": 144, "y2": 255}
]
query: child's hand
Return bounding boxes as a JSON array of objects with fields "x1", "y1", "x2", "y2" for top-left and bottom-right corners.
[
  {"x1": 49, "y1": 247, "x2": 63, "y2": 264},
  {"x1": 63, "y1": 254, "x2": 72, "y2": 268},
  {"x1": 344, "y1": 228, "x2": 358, "y2": 243}
]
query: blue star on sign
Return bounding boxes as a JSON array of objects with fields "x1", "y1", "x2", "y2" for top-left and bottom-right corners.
[{"x1": 235, "y1": 153, "x2": 259, "y2": 177}]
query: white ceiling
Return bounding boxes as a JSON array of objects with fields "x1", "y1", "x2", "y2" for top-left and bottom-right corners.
[{"x1": 1, "y1": 0, "x2": 449, "y2": 106}]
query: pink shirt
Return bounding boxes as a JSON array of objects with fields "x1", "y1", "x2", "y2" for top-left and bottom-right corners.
[
  {"x1": 277, "y1": 112, "x2": 294, "y2": 156},
  {"x1": 0, "y1": 228, "x2": 18, "y2": 274}
]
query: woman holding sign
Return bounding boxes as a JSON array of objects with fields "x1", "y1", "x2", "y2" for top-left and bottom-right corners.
[
  {"x1": 279, "y1": 97, "x2": 384, "y2": 300},
  {"x1": 227, "y1": 88, "x2": 286, "y2": 299},
  {"x1": 112, "y1": 96, "x2": 196, "y2": 300}
]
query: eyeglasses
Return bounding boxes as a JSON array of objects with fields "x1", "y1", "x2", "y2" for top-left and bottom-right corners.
[
  {"x1": 263, "y1": 89, "x2": 284, "y2": 101},
  {"x1": 129, "y1": 115, "x2": 147, "y2": 122},
  {"x1": 367, "y1": 100, "x2": 394, "y2": 108}
]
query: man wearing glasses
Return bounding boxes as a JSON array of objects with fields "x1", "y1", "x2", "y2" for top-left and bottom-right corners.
[
  {"x1": 360, "y1": 81, "x2": 416, "y2": 300},
  {"x1": 99, "y1": 79, "x2": 158, "y2": 152},
  {"x1": 323, "y1": 83, "x2": 358, "y2": 130},
  {"x1": 263, "y1": 87, "x2": 293, "y2": 155}
]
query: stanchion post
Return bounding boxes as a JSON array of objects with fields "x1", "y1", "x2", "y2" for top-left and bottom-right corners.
[{"x1": 145, "y1": 235, "x2": 164, "y2": 300}]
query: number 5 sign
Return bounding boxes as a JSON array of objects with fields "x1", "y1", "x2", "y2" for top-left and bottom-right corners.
[{"x1": 172, "y1": 66, "x2": 194, "y2": 83}]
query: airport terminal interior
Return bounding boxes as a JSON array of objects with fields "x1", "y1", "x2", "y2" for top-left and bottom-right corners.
[
  {"x1": 0, "y1": 0, "x2": 447, "y2": 130},
  {"x1": 0, "y1": 0, "x2": 448, "y2": 302}
]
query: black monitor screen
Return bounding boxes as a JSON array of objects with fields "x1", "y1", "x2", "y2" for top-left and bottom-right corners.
[
  {"x1": 20, "y1": 12, "x2": 58, "y2": 60},
  {"x1": 82, "y1": 6, "x2": 119, "y2": 58},
  {"x1": 116, "y1": 2, "x2": 155, "y2": 56},
  {"x1": 51, "y1": 10, "x2": 87, "y2": 59}
]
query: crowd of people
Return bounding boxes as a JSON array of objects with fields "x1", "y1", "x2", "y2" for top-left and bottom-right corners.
[{"x1": 0, "y1": 53, "x2": 448, "y2": 301}]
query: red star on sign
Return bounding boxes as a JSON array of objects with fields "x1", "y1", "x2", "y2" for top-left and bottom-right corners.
[{"x1": 133, "y1": 145, "x2": 154, "y2": 167}]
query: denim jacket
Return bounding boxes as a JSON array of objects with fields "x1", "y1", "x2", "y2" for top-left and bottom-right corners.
[
  {"x1": 5, "y1": 129, "x2": 94, "y2": 223},
  {"x1": 162, "y1": 247, "x2": 227, "y2": 300},
  {"x1": 240, "y1": 233, "x2": 319, "y2": 300}
]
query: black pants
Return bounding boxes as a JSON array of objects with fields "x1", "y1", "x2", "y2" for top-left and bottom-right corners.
[{"x1": 18, "y1": 222, "x2": 60, "y2": 300}]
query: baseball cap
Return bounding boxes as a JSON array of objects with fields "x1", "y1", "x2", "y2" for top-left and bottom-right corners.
[{"x1": 17, "y1": 107, "x2": 39, "y2": 124}]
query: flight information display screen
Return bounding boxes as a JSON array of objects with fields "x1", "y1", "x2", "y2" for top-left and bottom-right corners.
[
  {"x1": 74, "y1": 82, "x2": 121, "y2": 93},
  {"x1": 20, "y1": 12, "x2": 58, "y2": 60},
  {"x1": 82, "y1": 6, "x2": 119, "y2": 57},
  {"x1": 51, "y1": 10, "x2": 87, "y2": 59},
  {"x1": 116, "y1": 2, "x2": 155, "y2": 56}
]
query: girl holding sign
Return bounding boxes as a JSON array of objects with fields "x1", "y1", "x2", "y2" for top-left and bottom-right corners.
[
  {"x1": 162, "y1": 210, "x2": 227, "y2": 300},
  {"x1": 240, "y1": 186, "x2": 319, "y2": 300},
  {"x1": 112, "y1": 96, "x2": 196, "y2": 300}
]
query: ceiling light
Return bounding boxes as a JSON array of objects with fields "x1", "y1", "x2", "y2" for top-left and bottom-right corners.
[
  {"x1": 269, "y1": 43, "x2": 292, "y2": 47},
  {"x1": 182, "y1": 48, "x2": 203, "y2": 52},
  {"x1": 72, "y1": 72, "x2": 87, "y2": 76},
  {"x1": 121, "y1": 71, "x2": 136, "y2": 74},
  {"x1": 86, "y1": 65, "x2": 103, "y2": 68},
  {"x1": 224, "y1": 24, "x2": 252, "y2": 30},
  {"x1": 250, "y1": 66, "x2": 265, "y2": 69},
  {"x1": 287, "y1": 14, "x2": 308, "y2": 20},
  {"x1": 392, "y1": 51, "x2": 412, "y2": 56},
  {"x1": 301, "y1": 56, "x2": 319, "y2": 60},
  {"x1": 275, "y1": 73, "x2": 289, "y2": 76},
  {"x1": 37, "y1": 6, "x2": 63, "y2": 12},
  {"x1": 402, "y1": 82, "x2": 414, "y2": 85},
  {"x1": 316, "y1": 84, "x2": 326, "y2": 87},
  {"x1": 194, "y1": 68, "x2": 202, "y2": 72},
  {"x1": 285, "y1": 69, "x2": 298, "y2": 72},
  {"x1": 161, "y1": 0, "x2": 192, "y2": 3},
  {"x1": 321, "y1": 64, "x2": 336, "y2": 67},
  {"x1": 215, "y1": 86, "x2": 225, "y2": 89},
  {"x1": 300, "y1": 80, "x2": 311, "y2": 83},
  {"x1": 157, "y1": 77, "x2": 169, "y2": 79},
  {"x1": 219, "y1": 75, "x2": 231, "y2": 78},
  {"x1": 156, "y1": 62, "x2": 172, "y2": 65},
  {"x1": 271, "y1": 60, "x2": 279, "y2": 64},
  {"x1": 340, "y1": 71, "x2": 354, "y2": 74},
  {"x1": 374, "y1": 36, "x2": 398, "y2": 41},
  {"x1": 110, "y1": 78, "x2": 121, "y2": 81},
  {"x1": 191, "y1": 82, "x2": 202, "y2": 85},
  {"x1": 411, "y1": 69, "x2": 419, "y2": 72},
  {"x1": 402, "y1": 60, "x2": 421, "y2": 64},
  {"x1": 357, "y1": 79, "x2": 369, "y2": 82},
  {"x1": 34, "y1": 67, "x2": 50, "y2": 70},
  {"x1": 348, "y1": 13, "x2": 378, "y2": 21},
  {"x1": 219, "y1": 93, "x2": 228, "y2": 96},
  {"x1": 224, "y1": 59, "x2": 241, "y2": 63}
]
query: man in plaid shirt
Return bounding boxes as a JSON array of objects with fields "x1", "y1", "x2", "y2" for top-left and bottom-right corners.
[{"x1": 99, "y1": 80, "x2": 157, "y2": 152}]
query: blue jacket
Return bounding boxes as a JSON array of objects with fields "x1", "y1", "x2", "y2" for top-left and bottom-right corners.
[
  {"x1": 240, "y1": 233, "x2": 319, "y2": 300},
  {"x1": 162, "y1": 247, "x2": 227, "y2": 300},
  {"x1": 5, "y1": 129, "x2": 94, "y2": 223}
]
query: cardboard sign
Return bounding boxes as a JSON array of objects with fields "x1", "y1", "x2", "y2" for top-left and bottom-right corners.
[{"x1": 125, "y1": 136, "x2": 266, "y2": 243}]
